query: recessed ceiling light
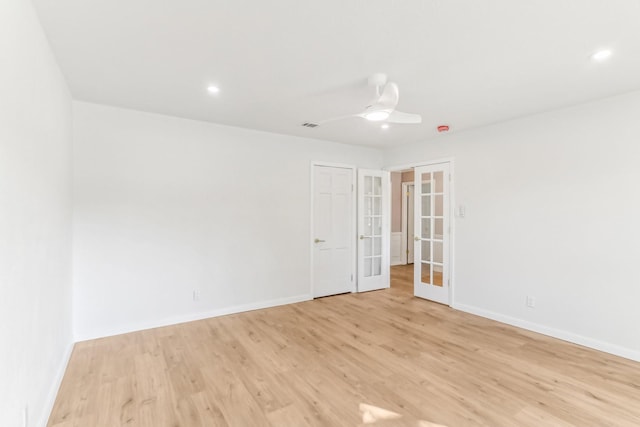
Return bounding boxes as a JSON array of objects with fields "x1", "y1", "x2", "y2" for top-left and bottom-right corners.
[
  {"x1": 381, "y1": 124, "x2": 389, "y2": 130},
  {"x1": 207, "y1": 85, "x2": 220, "y2": 94},
  {"x1": 591, "y1": 49, "x2": 612, "y2": 62},
  {"x1": 364, "y1": 111, "x2": 390, "y2": 122}
]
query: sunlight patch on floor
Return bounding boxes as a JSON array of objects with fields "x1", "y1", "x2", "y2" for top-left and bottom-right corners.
[{"x1": 359, "y1": 403, "x2": 448, "y2": 426}]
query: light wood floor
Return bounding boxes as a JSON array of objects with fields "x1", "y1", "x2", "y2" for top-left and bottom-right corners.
[
  {"x1": 49, "y1": 273, "x2": 640, "y2": 426},
  {"x1": 392, "y1": 263, "x2": 443, "y2": 292},
  {"x1": 390, "y1": 264, "x2": 414, "y2": 294}
]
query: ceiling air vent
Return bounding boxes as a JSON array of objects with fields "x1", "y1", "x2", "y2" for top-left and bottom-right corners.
[{"x1": 302, "y1": 122, "x2": 319, "y2": 128}]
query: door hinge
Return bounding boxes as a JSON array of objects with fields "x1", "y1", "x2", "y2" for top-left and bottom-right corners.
[
  {"x1": 351, "y1": 274, "x2": 353, "y2": 281},
  {"x1": 406, "y1": 249, "x2": 409, "y2": 255},
  {"x1": 351, "y1": 184, "x2": 354, "y2": 192},
  {"x1": 406, "y1": 191, "x2": 410, "y2": 196}
]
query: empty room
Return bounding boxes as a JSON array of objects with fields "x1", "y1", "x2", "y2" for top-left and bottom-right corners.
[{"x1": 3, "y1": 0, "x2": 640, "y2": 426}]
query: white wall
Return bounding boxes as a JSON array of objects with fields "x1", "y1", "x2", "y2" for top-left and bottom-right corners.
[
  {"x1": 72, "y1": 102, "x2": 382, "y2": 340},
  {"x1": 0, "y1": 1, "x2": 74, "y2": 426},
  {"x1": 385, "y1": 91, "x2": 640, "y2": 361}
]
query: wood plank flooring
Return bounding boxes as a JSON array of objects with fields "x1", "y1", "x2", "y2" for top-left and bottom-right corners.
[
  {"x1": 49, "y1": 270, "x2": 640, "y2": 426},
  {"x1": 390, "y1": 264, "x2": 414, "y2": 294},
  {"x1": 393, "y1": 263, "x2": 443, "y2": 290}
]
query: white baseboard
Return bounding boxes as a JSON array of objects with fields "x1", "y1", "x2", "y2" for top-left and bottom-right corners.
[
  {"x1": 75, "y1": 294, "x2": 313, "y2": 342},
  {"x1": 452, "y1": 302, "x2": 640, "y2": 362},
  {"x1": 39, "y1": 341, "x2": 74, "y2": 427}
]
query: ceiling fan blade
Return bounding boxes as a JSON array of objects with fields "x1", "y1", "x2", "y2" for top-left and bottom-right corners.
[
  {"x1": 387, "y1": 110, "x2": 422, "y2": 124},
  {"x1": 316, "y1": 113, "x2": 360, "y2": 125},
  {"x1": 376, "y1": 82, "x2": 399, "y2": 108}
]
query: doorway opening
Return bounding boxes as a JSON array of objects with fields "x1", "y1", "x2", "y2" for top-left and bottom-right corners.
[{"x1": 390, "y1": 169, "x2": 415, "y2": 295}]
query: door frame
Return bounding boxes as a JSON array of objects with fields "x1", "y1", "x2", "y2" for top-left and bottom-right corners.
[
  {"x1": 385, "y1": 158, "x2": 456, "y2": 306},
  {"x1": 309, "y1": 161, "x2": 357, "y2": 297},
  {"x1": 400, "y1": 181, "x2": 413, "y2": 265}
]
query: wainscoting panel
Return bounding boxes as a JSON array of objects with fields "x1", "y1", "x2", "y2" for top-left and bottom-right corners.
[{"x1": 390, "y1": 232, "x2": 403, "y2": 266}]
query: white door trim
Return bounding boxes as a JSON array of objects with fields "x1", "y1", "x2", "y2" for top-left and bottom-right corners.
[
  {"x1": 401, "y1": 181, "x2": 411, "y2": 265},
  {"x1": 385, "y1": 159, "x2": 455, "y2": 307},
  {"x1": 384, "y1": 157, "x2": 456, "y2": 172},
  {"x1": 310, "y1": 161, "x2": 357, "y2": 297}
]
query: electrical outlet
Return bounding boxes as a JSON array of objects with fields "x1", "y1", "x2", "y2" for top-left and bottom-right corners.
[
  {"x1": 192, "y1": 289, "x2": 201, "y2": 302},
  {"x1": 526, "y1": 296, "x2": 536, "y2": 308}
]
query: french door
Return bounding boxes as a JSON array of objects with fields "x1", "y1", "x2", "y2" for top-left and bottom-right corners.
[
  {"x1": 357, "y1": 169, "x2": 390, "y2": 292},
  {"x1": 414, "y1": 163, "x2": 450, "y2": 304}
]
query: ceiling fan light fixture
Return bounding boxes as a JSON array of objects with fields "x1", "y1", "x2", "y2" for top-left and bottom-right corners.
[
  {"x1": 364, "y1": 110, "x2": 390, "y2": 121},
  {"x1": 591, "y1": 49, "x2": 612, "y2": 62}
]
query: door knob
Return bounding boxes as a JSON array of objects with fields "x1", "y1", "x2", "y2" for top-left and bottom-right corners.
[
  {"x1": 314, "y1": 238, "x2": 325, "y2": 243},
  {"x1": 360, "y1": 235, "x2": 371, "y2": 240},
  {"x1": 414, "y1": 236, "x2": 420, "y2": 241}
]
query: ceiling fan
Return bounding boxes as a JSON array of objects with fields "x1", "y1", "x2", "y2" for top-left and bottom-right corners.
[{"x1": 315, "y1": 73, "x2": 422, "y2": 126}]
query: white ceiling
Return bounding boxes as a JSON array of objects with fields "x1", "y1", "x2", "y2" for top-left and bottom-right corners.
[{"x1": 33, "y1": 0, "x2": 640, "y2": 147}]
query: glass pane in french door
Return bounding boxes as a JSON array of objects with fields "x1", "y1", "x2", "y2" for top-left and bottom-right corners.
[
  {"x1": 373, "y1": 217, "x2": 382, "y2": 236},
  {"x1": 364, "y1": 176, "x2": 382, "y2": 278},
  {"x1": 434, "y1": 171, "x2": 444, "y2": 193},
  {"x1": 421, "y1": 262, "x2": 432, "y2": 284},
  {"x1": 420, "y1": 172, "x2": 434, "y2": 286},
  {"x1": 430, "y1": 174, "x2": 445, "y2": 287}
]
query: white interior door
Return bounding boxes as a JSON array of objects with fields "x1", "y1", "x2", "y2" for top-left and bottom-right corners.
[
  {"x1": 357, "y1": 169, "x2": 390, "y2": 292},
  {"x1": 414, "y1": 163, "x2": 451, "y2": 304},
  {"x1": 313, "y1": 165, "x2": 354, "y2": 298}
]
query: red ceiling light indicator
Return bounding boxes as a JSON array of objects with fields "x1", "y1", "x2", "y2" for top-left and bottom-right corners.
[{"x1": 437, "y1": 125, "x2": 450, "y2": 133}]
